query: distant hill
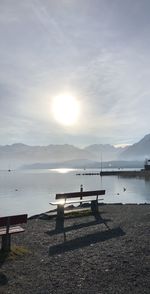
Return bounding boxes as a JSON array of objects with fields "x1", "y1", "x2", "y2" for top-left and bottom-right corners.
[
  {"x1": 21, "y1": 159, "x2": 99, "y2": 169},
  {"x1": 119, "y1": 134, "x2": 150, "y2": 160},
  {"x1": 0, "y1": 143, "x2": 123, "y2": 169},
  {"x1": 0, "y1": 134, "x2": 150, "y2": 169},
  {"x1": 21, "y1": 159, "x2": 143, "y2": 170},
  {"x1": 84, "y1": 144, "x2": 124, "y2": 161},
  {"x1": 0, "y1": 143, "x2": 90, "y2": 169}
]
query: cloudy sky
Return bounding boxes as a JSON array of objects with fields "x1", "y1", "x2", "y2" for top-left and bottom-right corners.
[{"x1": 0, "y1": 0, "x2": 150, "y2": 147}]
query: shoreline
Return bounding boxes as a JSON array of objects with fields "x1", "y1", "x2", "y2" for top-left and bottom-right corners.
[{"x1": 28, "y1": 202, "x2": 150, "y2": 220}]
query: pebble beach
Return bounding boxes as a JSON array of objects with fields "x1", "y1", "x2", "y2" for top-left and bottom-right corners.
[{"x1": 0, "y1": 204, "x2": 150, "y2": 294}]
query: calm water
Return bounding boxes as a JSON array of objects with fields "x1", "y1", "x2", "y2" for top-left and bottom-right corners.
[{"x1": 0, "y1": 168, "x2": 150, "y2": 217}]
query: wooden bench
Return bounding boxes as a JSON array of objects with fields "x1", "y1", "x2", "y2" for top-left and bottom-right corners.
[
  {"x1": 0, "y1": 214, "x2": 27, "y2": 251},
  {"x1": 50, "y1": 189, "x2": 105, "y2": 222}
]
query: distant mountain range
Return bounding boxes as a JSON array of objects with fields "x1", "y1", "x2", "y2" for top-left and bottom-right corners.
[
  {"x1": 0, "y1": 134, "x2": 150, "y2": 169},
  {"x1": 119, "y1": 134, "x2": 150, "y2": 160}
]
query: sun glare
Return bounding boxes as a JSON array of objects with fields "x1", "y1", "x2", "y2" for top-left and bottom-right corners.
[{"x1": 51, "y1": 94, "x2": 80, "y2": 126}]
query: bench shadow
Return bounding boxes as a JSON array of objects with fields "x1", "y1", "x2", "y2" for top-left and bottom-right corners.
[
  {"x1": 0, "y1": 251, "x2": 9, "y2": 286},
  {"x1": 48, "y1": 226, "x2": 125, "y2": 256},
  {"x1": 46, "y1": 217, "x2": 111, "y2": 237},
  {"x1": 0, "y1": 272, "x2": 8, "y2": 286},
  {"x1": 0, "y1": 250, "x2": 9, "y2": 266}
]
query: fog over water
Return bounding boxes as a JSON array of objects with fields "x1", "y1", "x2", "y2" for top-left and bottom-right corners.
[{"x1": 0, "y1": 169, "x2": 149, "y2": 217}]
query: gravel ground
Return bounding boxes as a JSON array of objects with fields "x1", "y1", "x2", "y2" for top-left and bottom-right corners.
[{"x1": 0, "y1": 204, "x2": 150, "y2": 294}]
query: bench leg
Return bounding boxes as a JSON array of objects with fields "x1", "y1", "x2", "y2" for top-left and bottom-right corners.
[
  {"x1": 56, "y1": 204, "x2": 64, "y2": 232},
  {"x1": 91, "y1": 200, "x2": 99, "y2": 215},
  {"x1": 1, "y1": 234, "x2": 11, "y2": 251},
  {"x1": 57, "y1": 204, "x2": 64, "y2": 219}
]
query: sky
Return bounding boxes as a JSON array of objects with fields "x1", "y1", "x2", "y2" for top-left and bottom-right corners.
[{"x1": 0, "y1": 0, "x2": 150, "y2": 147}]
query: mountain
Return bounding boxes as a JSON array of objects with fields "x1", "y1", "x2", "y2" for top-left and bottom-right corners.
[
  {"x1": 84, "y1": 144, "x2": 123, "y2": 161},
  {"x1": 0, "y1": 134, "x2": 150, "y2": 169},
  {"x1": 119, "y1": 134, "x2": 150, "y2": 160},
  {"x1": 0, "y1": 143, "x2": 122, "y2": 169},
  {"x1": 21, "y1": 159, "x2": 99, "y2": 169},
  {"x1": 22, "y1": 159, "x2": 143, "y2": 170},
  {"x1": 0, "y1": 143, "x2": 91, "y2": 169}
]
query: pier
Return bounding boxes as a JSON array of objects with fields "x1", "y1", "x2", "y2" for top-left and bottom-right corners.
[{"x1": 76, "y1": 169, "x2": 150, "y2": 177}]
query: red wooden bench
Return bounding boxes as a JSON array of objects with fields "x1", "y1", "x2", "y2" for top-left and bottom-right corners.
[{"x1": 0, "y1": 214, "x2": 27, "y2": 251}]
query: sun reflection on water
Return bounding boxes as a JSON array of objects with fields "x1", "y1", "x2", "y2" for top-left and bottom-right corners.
[{"x1": 52, "y1": 168, "x2": 74, "y2": 174}]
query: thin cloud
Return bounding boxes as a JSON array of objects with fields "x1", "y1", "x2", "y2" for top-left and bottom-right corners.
[{"x1": 0, "y1": 0, "x2": 150, "y2": 145}]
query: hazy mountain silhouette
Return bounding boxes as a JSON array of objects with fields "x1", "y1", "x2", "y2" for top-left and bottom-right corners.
[
  {"x1": 84, "y1": 144, "x2": 124, "y2": 161},
  {"x1": 0, "y1": 134, "x2": 150, "y2": 169},
  {"x1": 0, "y1": 143, "x2": 91, "y2": 169},
  {"x1": 22, "y1": 159, "x2": 143, "y2": 170},
  {"x1": 119, "y1": 134, "x2": 150, "y2": 160}
]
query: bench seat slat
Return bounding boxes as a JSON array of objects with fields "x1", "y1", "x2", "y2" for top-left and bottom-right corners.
[
  {"x1": 0, "y1": 226, "x2": 25, "y2": 236},
  {"x1": 50, "y1": 198, "x2": 104, "y2": 205}
]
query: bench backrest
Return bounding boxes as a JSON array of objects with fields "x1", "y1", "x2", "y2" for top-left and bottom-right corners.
[
  {"x1": 56, "y1": 190, "x2": 105, "y2": 200},
  {"x1": 0, "y1": 214, "x2": 27, "y2": 227}
]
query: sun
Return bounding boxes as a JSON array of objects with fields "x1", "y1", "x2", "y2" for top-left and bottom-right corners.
[{"x1": 51, "y1": 94, "x2": 80, "y2": 126}]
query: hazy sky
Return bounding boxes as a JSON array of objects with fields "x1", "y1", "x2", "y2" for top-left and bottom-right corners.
[{"x1": 1, "y1": 0, "x2": 150, "y2": 147}]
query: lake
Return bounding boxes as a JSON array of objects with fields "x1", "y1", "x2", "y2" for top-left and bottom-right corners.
[{"x1": 0, "y1": 168, "x2": 150, "y2": 217}]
